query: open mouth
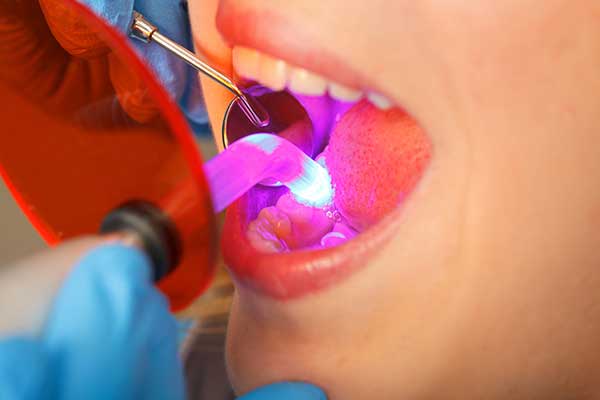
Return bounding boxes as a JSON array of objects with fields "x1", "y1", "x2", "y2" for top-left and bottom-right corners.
[{"x1": 216, "y1": 29, "x2": 432, "y2": 300}]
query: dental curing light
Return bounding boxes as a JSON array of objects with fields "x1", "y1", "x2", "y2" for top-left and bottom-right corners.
[{"x1": 0, "y1": 0, "x2": 332, "y2": 333}]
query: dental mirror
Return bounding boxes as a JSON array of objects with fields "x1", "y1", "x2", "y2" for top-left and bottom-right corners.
[
  {"x1": 130, "y1": 12, "x2": 317, "y2": 178},
  {"x1": 222, "y1": 86, "x2": 314, "y2": 155},
  {"x1": 0, "y1": 0, "x2": 216, "y2": 310}
]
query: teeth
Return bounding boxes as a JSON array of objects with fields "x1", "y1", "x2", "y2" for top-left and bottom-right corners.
[
  {"x1": 246, "y1": 192, "x2": 335, "y2": 251},
  {"x1": 246, "y1": 192, "x2": 360, "y2": 252},
  {"x1": 367, "y1": 92, "x2": 393, "y2": 110},
  {"x1": 320, "y1": 222, "x2": 358, "y2": 248},
  {"x1": 232, "y1": 47, "x2": 260, "y2": 80},
  {"x1": 329, "y1": 82, "x2": 363, "y2": 102},
  {"x1": 288, "y1": 67, "x2": 327, "y2": 96},
  {"x1": 246, "y1": 207, "x2": 290, "y2": 253},
  {"x1": 232, "y1": 46, "x2": 392, "y2": 109},
  {"x1": 258, "y1": 53, "x2": 288, "y2": 91}
]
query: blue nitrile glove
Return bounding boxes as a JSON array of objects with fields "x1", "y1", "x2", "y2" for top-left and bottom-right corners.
[
  {"x1": 79, "y1": 0, "x2": 208, "y2": 128},
  {"x1": 0, "y1": 244, "x2": 327, "y2": 400},
  {"x1": 0, "y1": 244, "x2": 185, "y2": 400},
  {"x1": 238, "y1": 382, "x2": 327, "y2": 400}
]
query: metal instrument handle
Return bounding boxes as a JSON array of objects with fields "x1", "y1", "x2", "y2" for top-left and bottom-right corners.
[{"x1": 130, "y1": 11, "x2": 269, "y2": 128}]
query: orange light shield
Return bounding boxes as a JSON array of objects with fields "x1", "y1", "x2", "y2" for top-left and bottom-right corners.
[{"x1": 0, "y1": 0, "x2": 217, "y2": 310}]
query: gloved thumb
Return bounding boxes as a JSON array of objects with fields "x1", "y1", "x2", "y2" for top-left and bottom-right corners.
[
  {"x1": 237, "y1": 382, "x2": 327, "y2": 400},
  {"x1": 42, "y1": 244, "x2": 159, "y2": 399},
  {"x1": 0, "y1": 338, "x2": 51, "y2": 400}
]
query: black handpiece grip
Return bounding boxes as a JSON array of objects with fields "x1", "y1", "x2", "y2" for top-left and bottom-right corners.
[{"x1": 100, "y1": 201, "x2": 181, "y2": 282}]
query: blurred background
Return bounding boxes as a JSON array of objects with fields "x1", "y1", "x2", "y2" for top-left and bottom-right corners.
[
  {"x1": 0, "y1": 134, "x2": 218, "y2": 264},
  {"x1": 0, "y1": 180, "x2": 45, "y2": 264}
]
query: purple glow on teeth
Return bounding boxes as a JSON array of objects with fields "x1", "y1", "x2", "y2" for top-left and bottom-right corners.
[
  {"x1": 203, "y1": 133, "x2": 334, "y2": 213},
  {"x1": 320, "y1": 231, "x2": 347, "y2": 247}
]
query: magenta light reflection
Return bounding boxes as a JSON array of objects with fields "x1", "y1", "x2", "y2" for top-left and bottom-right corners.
[{"x1": 203, "y1": 133, "x2": 334, "y2": 213}]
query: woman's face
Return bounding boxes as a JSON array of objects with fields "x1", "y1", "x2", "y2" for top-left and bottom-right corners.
[{"x1": 188, "y1": 0, "x2": 600, "y2": 398}]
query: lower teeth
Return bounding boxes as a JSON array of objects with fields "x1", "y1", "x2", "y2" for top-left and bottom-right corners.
[
  {"x1": 243, "y1": 108, "x2": 357, "y2": 252},
  {"x1": 246, "y1": 184, "x2": 358, "y2": 253},
  {"x1": 320, "y1": 222, "x2": 358, "y2": 248}
]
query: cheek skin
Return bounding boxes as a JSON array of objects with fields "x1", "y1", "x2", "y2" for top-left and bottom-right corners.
[
  {"x1": 225, "y1": 150, "x2": 472, "y2": 399},
  {"x1": 196, "y1": 76, "x2": 232, "y2": 151},
  {"x1": 188, "y1": 0, "x2": 233, "y2": 150},
  {"x1": 190, "y1": 0, "x2": 600, "y2": 398},
  {"x1": 225, "y1": 247, "x2": 462, "y2": 400},
  {"x1": 418, "y1": 1, "x2": 600, "y2": 395}
]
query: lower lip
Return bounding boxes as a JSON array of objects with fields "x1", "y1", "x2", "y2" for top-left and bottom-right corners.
[{"x1": 221, "y1": 186, "x2": 407, "y2": 300}]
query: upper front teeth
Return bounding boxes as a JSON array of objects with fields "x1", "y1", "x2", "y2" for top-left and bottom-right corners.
[
  {"x1": 288, "y1": 67, "x2": 327, "y2": 96},
  {"x1": 257, "y1": 53, "x2": 287, "y2": 91},
  {"x1": 232, "y1": 46, "x2": 393, "y2": 109},
  {"x1": 366, "y1": 92, "x2": 393, "y2": 110},
  {"x1": 329, "y1": 82, "x2": 362, "y2": 102}
]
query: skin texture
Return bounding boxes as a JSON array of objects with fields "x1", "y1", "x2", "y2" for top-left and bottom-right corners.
[
  {"x1": 188, "y1": 0, "x2": 600, "y2": 398},
  {"x1": 324, "y1": 101, "x2": 431, "y2": 231}
]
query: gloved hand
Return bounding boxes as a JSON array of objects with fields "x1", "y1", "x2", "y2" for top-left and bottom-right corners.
[
  {"x1": 77, "y1": 0, "x2": 208, "y2": 125},
  {"x1": 0, "y1": 244, "x2": 326, "y2": 400},
  {"x1": 0, "y1": 0, "x2": 206, "y2": 126},
  {"x1": 238, "y1": 383, "x2": 327, "y2": 400},
  {"x1": 0, "y1": 244, "x2": 185, "y2": 400}
]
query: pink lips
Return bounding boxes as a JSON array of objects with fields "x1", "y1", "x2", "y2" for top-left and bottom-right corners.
[
  {"x1": 216, "y1": 5, "x2": 432, "y2": 300},
  {"x1": 221, "y1": 102, "x2": 431, "y2": 300},
  {"x1": 222, "y1": 189, "x2": 405, "y2": 299},
  {"x1": 215, "y1": 2, "x2": 372, "y2": 91}
]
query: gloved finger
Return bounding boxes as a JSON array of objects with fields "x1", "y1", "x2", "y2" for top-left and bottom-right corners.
[
  {"x1": 238, "y1": 382, "x2": 327, "y2": 400},
  {"x1": 0, "y1": 338, "x2": 50, "y2": 400},
  {"x1": 39, "y1": 0, "x2": 112, "y2": 58},
  {"x1": 79, "y1": 0, "x2": 188, "y2": 103},
  {"x1": 63, "y1": 0, "x2": 190, "y2": 115},
  {"x1": 138, "y1": 290, "x2": 186, "y2": 400},
  {"x1": 108, "y1": 52, "x2": 161, "y2": 123},
  {"x1": 40, "y1": 0, "x2": 161, "y2": 123},
  {"x1": 0, "y1": 1, "x2": 60, "y2": 91},
  {"x1": 42, "y1": 244, "x2": 161, "y2": 399},
  {"x1": 0, "y1": 0, "x2": 114, "y2": 114},
  {"x1": 77, "y1": 0, "x2": 135, "y2": 34}
]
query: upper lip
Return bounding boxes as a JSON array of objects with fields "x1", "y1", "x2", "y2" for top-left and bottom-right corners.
[
  {"x1": 216, "y1": 3, "x2": 405, "y2": 299},
  {"x1": 215, "y1": 3, "x2": 373, "y2": 91}
]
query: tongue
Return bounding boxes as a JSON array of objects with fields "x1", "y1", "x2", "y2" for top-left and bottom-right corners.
[
  {"x1": 244, "y1": 99, "x2": 431, "y2": 253},
  {"x1": 324, "y1": 100, "x2": 431, "y2": 231}
]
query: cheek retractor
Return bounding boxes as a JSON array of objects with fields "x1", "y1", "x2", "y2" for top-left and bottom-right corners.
[{"x1": 204, "y1": 133, "x2": 334, "y2": 213}]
